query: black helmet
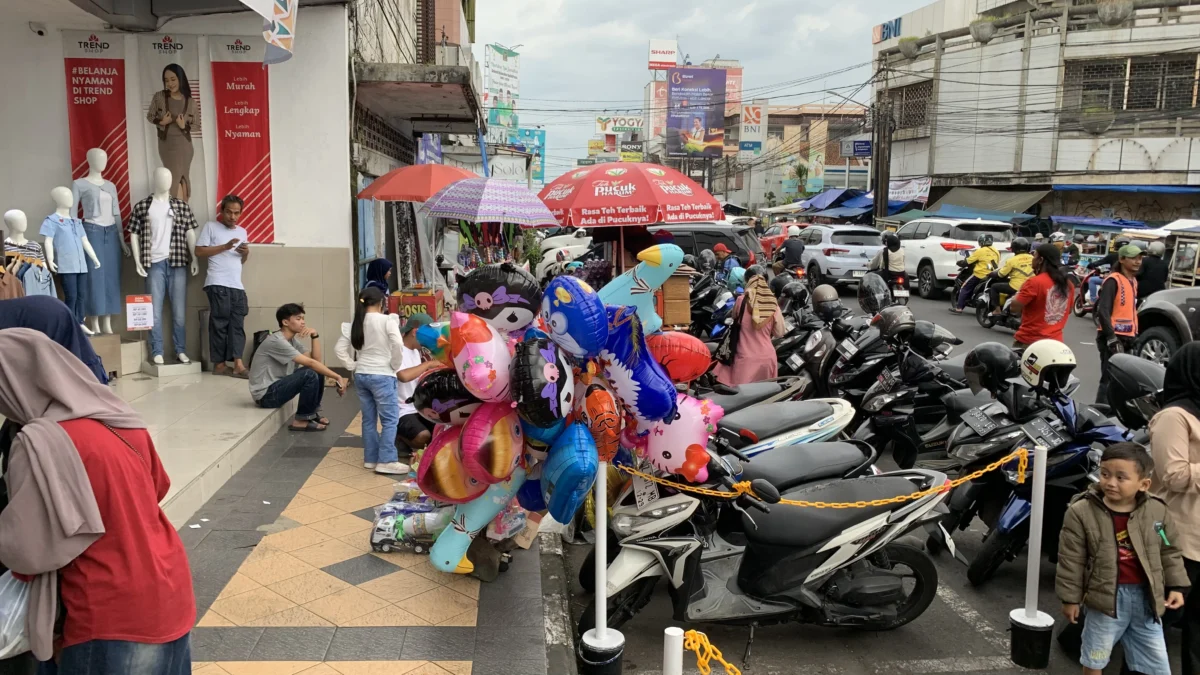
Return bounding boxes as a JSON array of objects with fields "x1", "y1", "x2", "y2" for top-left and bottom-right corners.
[
  {"x1": 909, "y1": 320, "x2": 962, "y2": 359},
  {"x1": 682, "y1": 254, "x2": 697, "y2": 269},
  {"x1": 883, "y1": 232, "x2": 901, "y2": 252},
  {"x1": 977, "y1": 233, "x2": 994, "y2": 247},
  {"x1": 857, "y1": 272, "x2": 892, "y2": 315},
  {"x1": 778, "y1": 281, "x2": 811, "y2": 315},
  {"x1": 963, "y1": 342, "x2": 1021, "y2": 395},
  {"x1": 812, "y1": 284, "x2": 842, "y2": 321},
  {"x1": 745, "y1": 264, "x2": 768, "y2": 282},
  {"x1": 697, "y1": 249, "x2": 716, "y2": 272},
  {"x1": 1011, "y1": 237, "x2": 1031, "y2": 254},
  {"x1": 1114, "y1": 236, "x2": 1131, "y2": 250},
  {"x1": 874, "y1": 305, "x2": 916, "y2": 344}
]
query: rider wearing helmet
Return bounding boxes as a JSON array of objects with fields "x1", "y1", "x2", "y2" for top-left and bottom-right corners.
[
  {"x1": 868, "y1": 232, "x2": 905, "y2": 287},
  {"x1": 1019, "y1": 339, "x2": 1077, "y2": 394},
  {"x1": 1138, "y1": 240, "x2": 1169, "y2": 300},
  {"x1": 1050, "y1": 231, "x2": 1067, "y2": 253},
  {"x1": 963, "y1": 342, "x2": 1022, "y2": 395},
  {"x1": 812, "y1": 284, "x2": 843, "y2": 322},
  {"x1": 989, "y1": 237, "x2": 1034, "y2": 316},
  {"x1": 777, "y1": 225, "x2": 807, "y2": 270},
  {"x1": 952, "y1": 233, "x2": 1000, "y2": 313},
  {"x1": 1087, "y1": 236, "x2": 1131, "y2": 303}
]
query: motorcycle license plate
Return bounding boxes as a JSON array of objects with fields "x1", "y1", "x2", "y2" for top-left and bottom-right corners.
[
  {"x1": 1021, "y1": 417, "x2": 1068, "y2": 451},
  {"x1": 632, "y1": 475, "x2": 660, "y2": 510},
  {"x1": 852, "y1": 270, "x2": 866, "y2": 278},
  {"x1": 787, "y1": 353, "x2": 805, "y2": 372},
  {"x1": 836, "y1": 339, "x2": 859, "y2": 359},
  {"x1": 893, "y1": 289, "x2": 910, "y2": 298},
  {"x1": 962, "y1": 407, "x2": 999, "y2": 436},
  {"x1": 878, "y1": 368, "x2": 898, "y2": 392},
  {"x1": 784, "y1": 319, "x2": 796, "y2": 334}
]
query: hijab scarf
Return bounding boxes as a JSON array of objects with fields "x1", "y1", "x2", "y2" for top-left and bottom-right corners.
[
  {"x1": 0, "y1": 328, "x2": 145, "y2": 660},
  {"x1": 0, "y1": 296, "x2": 108, "y2": 384},
  {"x1": 743, "y1": 275, "x2": 778, "y2": 328},
  {"x1": 365, "y1": 258, "x2": 394, "y2": 293},
  {"x1": 1162, "y1": 341, "x2": 1200, "y2": 420}
]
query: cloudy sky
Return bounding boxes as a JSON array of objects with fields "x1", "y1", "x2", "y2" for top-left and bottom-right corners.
[{"x1": 472, "y1": 0, "x2": 930, "y2": 182}]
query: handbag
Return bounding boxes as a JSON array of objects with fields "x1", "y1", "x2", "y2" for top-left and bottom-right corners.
[{"x1": 713, "y1": 295, "x2": 748, "y2": 366}]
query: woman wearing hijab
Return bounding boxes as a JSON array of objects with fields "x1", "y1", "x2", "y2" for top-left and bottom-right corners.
[
  {"x1": 1148, "y1": 341, "x2": 1200, "y2": 673},
  {"x1": 0, "y1": 296, "x2": 107, "y2": 384},
  {"x1": 0, "y1": 329, "x2": 195, "y2": 673},
  {"x1": 364, "y1": 258, "x2": 394, "y2": 295},
  {"x1": 711, "y1": 268, "x2": 786, "y2": 386}
]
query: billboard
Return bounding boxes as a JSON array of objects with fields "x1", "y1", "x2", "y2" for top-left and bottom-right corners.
[
  {"x1": 485, "y1": 44, "x2": 519, "y2": 131},
  {"x1": 648, "y1": 39, "x2": 678, "y2": 70},
  {"x1": 596, "y1": 115, "x2": 643, "y2": 134},
  {"x1": 724, "y1": 67, "x2": 743, "y2": 116},
  {"x1": 806, "y1": 119, "x2": 827, "y2": 192},
  {"x1": 619, "y1": 141, "x2": 644, "y2": 162},
  {"x1": 517, "y1": 128, "x2": 546, "y2": 184},
  {"x1": 738, "y1": 99, "x2": 767, "y2": 161},
  {"x1": 665, "y1": 67, "x2": 726, "y2": 158},
  {"x1": 577, "y1": 158, "x2": 596, "y2": 166},
  {"x1": 587, "y1": 139, "x2": 604, "y2": 156},
  {"x1": 650, "y1": 80, "x2": 668, "y2": 137}
]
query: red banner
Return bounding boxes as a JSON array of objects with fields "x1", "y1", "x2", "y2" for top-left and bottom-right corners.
[
  {"x1": 211, "y1": 37, "x2": 274, "y2": 243},
  {"x1": 63, "y1": 32, "x2": 131, "y2": 217}
]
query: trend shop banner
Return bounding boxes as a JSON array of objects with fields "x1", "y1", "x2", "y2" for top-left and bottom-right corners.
[
  {"x1": 62, "y1": 32, "x2": 131, "y2": 217},
  {"x1": 211, "y1": 37, "x2": 275, "y2": 243}
]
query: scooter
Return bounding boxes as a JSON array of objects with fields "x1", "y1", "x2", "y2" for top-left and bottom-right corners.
[
  {"x1": 974, "y1": 275, "x2": 1022, "y2": 332},
  {"x1": 690, "y1": 273, "x2": 736, "y2": 340},
  {"x1": 1072, "y1": 265, "x2": 1109, "y2": 318}
]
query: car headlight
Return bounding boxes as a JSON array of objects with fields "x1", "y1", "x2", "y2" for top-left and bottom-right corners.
[
  {"x1": 863, "y1": 391, "x2": 903, "y2": 412},
  {"x1": 952, "y1": 430, "x2": 1025, "y2": 461},
  {"x1": 611, "y1": 502, "x2": 690, "y2": 537}
]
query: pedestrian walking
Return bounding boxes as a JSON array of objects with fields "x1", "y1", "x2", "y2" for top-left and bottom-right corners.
[
  {"x1": 0, "y1": 329, "x2": 196, "y2": 674},
  {"x1": 1094, "y1": 244, "x2": 1143, "y2": 404},
  {"x1": 712, "y1": 268, "x2": 786, "y2": 386},
  {"x1": 194, "y1": 195, "x2": 250, "y2": 378},
  {"x1": 1056, "y1": 443, "x2": 1188, "y2": 675},
  {"x1": 1009, "y1": 243, "x2": 1074, "y2": 351},
  {"x1": 950, "y1": 233, "x2": 999, "y2": 313},
  {"x1": 1148, "y1": 341, "x2": 1200, "y2": 674}
]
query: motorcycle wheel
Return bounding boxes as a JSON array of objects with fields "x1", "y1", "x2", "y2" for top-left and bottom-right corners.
[
  {"x1": 854, "y1": 543, "x2": 939, "y2": 631},
  {"x1": 577, "y1": 576, "x2": 657, "y2": 636},
  {"x1": 1072, "y1": 293, "x2": 1088, "y2": 318},
  {"x1": 975, "y1": 302, "x2": 994, "y2": 329},
  {"x1": 967, "y1": 524, "x2": 1028, "y2": 587}
]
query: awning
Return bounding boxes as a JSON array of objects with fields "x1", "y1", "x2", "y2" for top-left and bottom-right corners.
[
  {"x1": 758, "y1": 202, "x2": 809, "y2": 214},
  {"x1": 929, "y1": 204, "x2": 1033, "y2": 223},
  {"x1": 1052, "y1": 185, "x2": 1200, "y2": 194},
  {"x1": 838, "y1": 193, "x2": 911, "y2": 214},
  {"x1": 805, "y1": 188, "x2": 861, "y2": 212},
  {"x1": 810, "y1": 206, "x2": 872, "y2": 219},
  {"x1": 1049, "y1": 216, "x2": 1148, "y2": 230},
  {"x1": 928, "y1": 187, "x2": 1048, "y2": 214},
  {"x1": 355, "y1": 60, "x2": 485, "y2": 134}
]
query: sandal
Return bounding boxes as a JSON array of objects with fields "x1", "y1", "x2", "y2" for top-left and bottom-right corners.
[
  {"x1": 289, "y1": 420, "x2": 328, "y2": 432},
  {"x1": 948, "y1": 308, "x2": 963, "y2": 314}
]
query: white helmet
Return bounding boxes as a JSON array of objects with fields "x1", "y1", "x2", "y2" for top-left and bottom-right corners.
[
  {"x1": 1020, "y1": 339, "x2": 1077, "y2": 392},
  {"x1": 1050, "y1": 232, "x2": 1066, "y2": 243},
  {"x1": 787, "y1": 225, "x2": 801, "y2": 238}
]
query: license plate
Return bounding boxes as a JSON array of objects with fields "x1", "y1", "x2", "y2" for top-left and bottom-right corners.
[
  {"x1": 962, "y1": 406, "x2": 999, "y2": 436},
  {"x1": 632, "y1": 475, "x2": 660, "y2": 510},
  {"x1": 836, "y1": 339, "x2": 859, "y2": 359},
  {"x1": 787, "y1": 353, "x2": 805, "y2": 372},
  {"x1": 784, "y1": 319, "x2": 796, "y2": 334},
  {"x1": 893, "y1": 289, "x2": 910, "y2": 298},
  {"x1": 852, "y1": 270, "x2": 866, "y2": 278},
  {"x1": 1021, "y1": 417, "x2": 1068, "y2": 450},
  {"x1": 878, "y1": 368, "x2": 897, "y2": 392}
]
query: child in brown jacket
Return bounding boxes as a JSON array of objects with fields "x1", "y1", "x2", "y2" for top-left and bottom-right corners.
[{"x1": 1056, "y1": 443, "x2": 1191, "y2": 674}]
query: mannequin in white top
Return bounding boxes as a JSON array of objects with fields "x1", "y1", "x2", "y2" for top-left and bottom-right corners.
[
  {"x1": 130, "y1": 167, "x2": 197, "y2": 365},
  {"x1": 77, "y1": 148, "x2": 129, "y2": 335},
  {"x1": 3, "y1": 210, "x2": 38, "y2": 277},
  {"x1": 130, "y1": 168, "x2": 197, "y2": 277},
  {"x1": 44, "y1": 187, "x2": 101, "y2": 334}
]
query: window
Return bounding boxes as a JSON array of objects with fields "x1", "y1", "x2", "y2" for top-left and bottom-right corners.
[
  {"x1": 913, "y1": 222, "x2": 932, "y2": 239},
  {"x1": 928, "y1": 222, "x2": 953, "y2": 238},
  {"x1": 803, "y1": 229, "x2": 824, "y2": 244},
  {"x1": 832, "y1": 230, "x2": 881, "y2": 246},
  {"x1": 891, "y1": 80, "x2": 933, "y2": 130},
  {"x1": 765, "y1": 225, "x2": 781, "y2": 237},
  {"x1": 1062, "y1": 54, "x2": 1200, "y2": 131},
  {"x1": 897, "y1": 223, "x2": 918, "y2": 240},
  {"x1": 670, "y1": 232, "x2": 697, "y2": 257},
  {"x1": 951, "y1": 224, "x2": 1015, "y2": 242}
]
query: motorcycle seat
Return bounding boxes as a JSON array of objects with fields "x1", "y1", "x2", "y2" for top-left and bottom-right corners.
[
  {"x1": 739, "y1": 442, "x2": 868, "y2": 492},
  {"x1": 718, "y1": 401, "x2": 835, "y2": 448},
  {"x1": 742, "y1": 476, "x2": 916, "y2": 548},
  {"x1": 939, "y1": 354, "x2": 967, "y2": 383},
  {"x1": 704, "y1": 382, "x2": 782, "y2": 414},
  {"x1": 940, "y1": 388, "x2": 995, "y2": 417}
]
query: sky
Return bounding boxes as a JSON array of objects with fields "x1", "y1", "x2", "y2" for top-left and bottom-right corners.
[{"x1": 471, "y1": 0, "x2": 931, "y2": 182}]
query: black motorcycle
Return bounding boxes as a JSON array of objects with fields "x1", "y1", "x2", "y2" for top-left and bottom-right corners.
[{"x1": 974, "y1": 274, "x2": 1022, "y2": 332}]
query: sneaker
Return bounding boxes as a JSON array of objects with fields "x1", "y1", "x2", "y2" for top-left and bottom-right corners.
[
  {"x1": 374, "y1": 461, "x2": 411, "y2": 475},
  {"x1": 363, "y1": 462, "x2": 378, "y2": 470}
]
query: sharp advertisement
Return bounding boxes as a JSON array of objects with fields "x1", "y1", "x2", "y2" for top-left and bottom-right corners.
[{"x1": 665, "y1": 67, "x2": 726, "y2": 159}]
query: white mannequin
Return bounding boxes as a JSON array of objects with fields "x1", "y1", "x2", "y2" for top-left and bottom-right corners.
[
  {"x1": 82, "y1": 148, "x2": 130, "y2": 335},
  {"x1": 44, "y1": 187, "x2": 101, "y2": 335},
  {"x1": 129, "y1": 167, "x2": 197, "y2": 365},
  {"x1": 3, "y1": 210, "x2": 30, "y2": 277}
]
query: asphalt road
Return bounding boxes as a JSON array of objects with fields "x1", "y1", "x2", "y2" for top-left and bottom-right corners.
[{"x1": 561, "y1": 288, "x2": 1184, "y2": 674}]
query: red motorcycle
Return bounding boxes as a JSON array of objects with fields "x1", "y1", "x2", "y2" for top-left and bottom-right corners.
[{"x1": 1073, "y1": 265, "x2": 1108, "y2": 317}]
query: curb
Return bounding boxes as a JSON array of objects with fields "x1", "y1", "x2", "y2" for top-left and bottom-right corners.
[{"x1": 540, "y1": 531, "x2": 578, "y2": 675}]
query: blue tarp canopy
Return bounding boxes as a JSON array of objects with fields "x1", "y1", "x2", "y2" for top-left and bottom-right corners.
[
  {"x1": 809, "y1": 206, "x2": 872, "y2": 219},
  {"x1": 804, "y1": 188, "x2": 863, "y2": 212},
  {"x1": 928, "y1": 204, "x2": 1034, "y2": 223},
  {"x1": 837, "y1": 193, "x2": 910, "y2": 214},
  {"x1": 1052, "y1": 185, "x2": 1200, "y2": 194},
  {"x1": 1049, "y1": 216, "x2": 1149, "y2": 229}
]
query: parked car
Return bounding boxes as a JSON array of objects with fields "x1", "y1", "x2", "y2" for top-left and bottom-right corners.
[
  {"x1": 649, "y1": 222, "x2": 763, "y2": 267},
  {"x1": 1133, "y1": 287, "x2": 1200, "y2": 364},
  {"x1": 896, "y1": 218, "x2": 1015, "y2": 299},
  {"x1": 791, "y1": 224, "x2": 884, "y2": 286}
]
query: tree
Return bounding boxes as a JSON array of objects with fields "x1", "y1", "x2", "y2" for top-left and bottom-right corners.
[
  {"x1": 792, "y1": 162, "x2": 808, "y2": 185},
  {"x1": 765, "y1": 191, "x2": 778, "y2": 207}
]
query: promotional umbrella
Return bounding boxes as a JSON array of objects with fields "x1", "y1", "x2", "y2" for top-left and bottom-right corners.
[
  {"x1": 356, "y1": 164, "x2": 477, "y2": 202},
  {"x1": 537, "y1": 162, "x2": 723, "y2": 228},
  {"x1": 419, "y1": 178, "x2": 558, "y2": 227}
]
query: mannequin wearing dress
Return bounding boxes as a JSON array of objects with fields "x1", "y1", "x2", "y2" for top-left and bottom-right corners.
[
  {"x1": 3, "y1": 210, "x2": 53, "y2": 298},
  {"x1": 73, "y1": 148, "x2": 128, "y2": 335},
  {"x1": 42, "y1": 187, "x2": 101, "y2": 332}
]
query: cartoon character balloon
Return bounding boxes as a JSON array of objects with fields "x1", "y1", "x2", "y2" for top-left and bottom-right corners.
[
  {"x1": 458, "y1": 263, "x2": 541, "y2": 335},
  {"x1": 415, "y1": 321, "x2": 452, "y2": 366},
  {"x1": 541, "y1": 423, "x2": 599, "y2": 523},
  {"x1": 646, "y1": 331, "x2": 713, "y2": 384},
  {"x1": 511, "y1": 338, "x2": 575, "y2": 428},
  {"x1": 541, "y1": 276, "x2": 609, "y2": 359},
  {"x1": 578, "y1": 381, "x2": 621, "y2": 463},
  {"x1": 459, "y1": 402, "x2": 525, "y2": 485},
  {"x1": 429, "y1": 467, "x2": 526, "y2": 573},
  {"x1": 599, "y1": 305, "x2": 678, "y2": 423},
  {"x1": 644, "y1": 394, "x2": 723, "y2": 483},
  {"x1": 416, "y1": 425, "x2": 487, "y2": 504},
  {"x1": 412, "y1": 367, "x2": 482, "y2": 425},
  {"x1": 450, "y1": 311, "x2": 513, "y2": 401},
  {"x1": 597, "y1": 244, "x2": 684, "y2": 334},
  {"x1": 516, "y1": 477, "x2": 547, "y2": 512}
]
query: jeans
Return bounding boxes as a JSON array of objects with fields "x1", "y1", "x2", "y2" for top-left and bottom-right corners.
[
  {"x1": 47, "y1": 633, "x2": 190, "y2": 675},
  {"x1": 1080, "y1": 585, "x2": 1171, "y2": 674},
  {"x1": 205, "y1": 286, "x2": 248, "y2": 364},
  {"x1": 956, "y1": 276, "x2": 982, "y2": 309},
  {"x1": 355, "y1": 374, "x2": 399, "y2": 464},
  {"x1": 1088, "y1": 275, "x2": 1104, "y2": 303},
  {"x1": 257, "y1": 368, "x2": 324, "y2": 420},
  {"x1": 82, "y1": 222, "x2": 123, "y2": 316},
  {"x1": 59, "y1": 273, "x2": 87, "y2": 324},
  {"x1": 146, "y1": 261, "x2": 187, "y2": 358}
]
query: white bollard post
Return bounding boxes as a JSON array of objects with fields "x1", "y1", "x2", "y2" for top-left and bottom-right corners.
[
  {"x1": 663, "y1": 627, "x2": 684, "y2": 675},
  {"x1": 579, "y1": 461, "x2": 625, "y2": 673},
  {"x1": 1008, "y1": 445, "x2": 1055, "y2": 669}
]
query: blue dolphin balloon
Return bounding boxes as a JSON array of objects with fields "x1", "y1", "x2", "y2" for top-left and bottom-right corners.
[
  {"x1": 599, "y1": 305, "x2": 679, "y2": 423},
  {"x1": 429, "y1": 467, "x2": 527, "y2": 573},
  {"x1": 541, "y1": 275, "x2": 609, "y2": 359},
  {"x1": 598, "y1": 244, "x2": 684, "y2": 334}
]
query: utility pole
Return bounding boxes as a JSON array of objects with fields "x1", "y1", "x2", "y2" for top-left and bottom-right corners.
[{"x1": 872, "y1": 99, "x2": 893, "y2": 220}]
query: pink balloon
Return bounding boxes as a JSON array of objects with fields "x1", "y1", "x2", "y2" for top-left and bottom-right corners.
[
  {"x1": 416, "y1": 425, "x2": 487, "y2": 504},
  {"x1": 460, "y1": 402, "x2": 525, "y2": 485},
  {"x1": 643, "y1": 394, "x2": 723, "y2": 483},
  {"x1": 450, "y1": 311, "x2": 513, "y2": 401}
]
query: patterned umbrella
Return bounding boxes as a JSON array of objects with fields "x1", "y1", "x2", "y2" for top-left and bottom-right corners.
[{"x1": 419, "y1": 178, "x2": 558, "y2": 227}]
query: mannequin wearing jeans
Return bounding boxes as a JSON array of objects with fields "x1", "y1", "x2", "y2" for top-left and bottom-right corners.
[
  {"x1": 41, "y1": 187, "x2": 101, "y2": 330},
  {"x1": 73, "y1": 148, "x2": 129, "y2": 335}
]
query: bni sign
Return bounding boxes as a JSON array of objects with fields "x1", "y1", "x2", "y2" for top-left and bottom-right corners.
[{"x1": 872, "y1": 17, "x2": 902, "y2": 44}]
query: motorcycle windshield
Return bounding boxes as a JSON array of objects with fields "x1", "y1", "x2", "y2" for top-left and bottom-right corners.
[{"x1": 899, "y1": 351, "x2": 939, "y2": 384}]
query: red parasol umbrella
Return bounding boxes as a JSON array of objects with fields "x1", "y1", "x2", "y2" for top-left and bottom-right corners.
[
  {"x1": 536, "y1": 162, "x2": 723, "y2": 228},
  {"x1": 356, "y1": 164, "x2": 477, "y2": 202}
]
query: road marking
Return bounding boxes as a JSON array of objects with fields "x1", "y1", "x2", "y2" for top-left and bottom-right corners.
[
  {"x1": 1081, "y1": 341, "x2": 1094, "y2": 345},
  {"x1": 936, "y1": 585, "x2": 1009, "y2": 651}
]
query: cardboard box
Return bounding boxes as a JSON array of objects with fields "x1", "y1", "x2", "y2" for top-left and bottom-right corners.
[
  {"x1": 88, "y1": 334, "x2": 121, "y2": 380},
  {"x1": 389, "y1": 287, "x2": 446, "y2": 321}
]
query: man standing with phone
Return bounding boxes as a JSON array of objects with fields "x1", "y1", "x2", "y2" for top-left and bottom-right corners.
[{"x1": 195, "y1": 195, "x2": 251, "y2": 377}]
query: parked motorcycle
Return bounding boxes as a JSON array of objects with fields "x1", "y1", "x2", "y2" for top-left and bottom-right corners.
[
  {"x1": 1103, "y1": 353, "x2": 1164, "y2": 437},
  {"x1": 690, "y1": 272, "x2": 736, "y2": 339}
]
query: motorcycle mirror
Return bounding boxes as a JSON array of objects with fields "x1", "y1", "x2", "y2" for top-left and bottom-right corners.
[
  {"x1": 738, "y1": 428, "x2": 760, "y2": 444},
  {"x1": 750, "y1": 479, "x2": 781, "y2": 504}
]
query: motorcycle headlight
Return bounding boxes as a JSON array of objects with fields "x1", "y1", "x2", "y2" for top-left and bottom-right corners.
[
  {"x1": 863, "y1": 391, "x2": 903, "y2": 412},
  {"x1": 952, "y1": 430, "x2": 1025, "y2": 462},
  {"x1": 803, "y1": 331, "x2": 823, "y2": 353},
  {"x1": 611, "y1": 503, "x2": 690, "y2": 537}
]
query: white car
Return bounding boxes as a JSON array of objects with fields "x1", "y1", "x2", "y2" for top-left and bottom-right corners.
[
  {"x1": 793, "y1": 225, "x2": 884, "y2": 286},
  {"x1": 896, "y1": 218, "x2": 1015, "y2": 299}
]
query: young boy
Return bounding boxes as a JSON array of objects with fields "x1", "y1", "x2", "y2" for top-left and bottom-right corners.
[
  {"x1": 395, "y1": 313, "x2": 440, "y2": 455},
  {"x1": 1056, "y1": 443, "x2": 1190, "y2": 675}
]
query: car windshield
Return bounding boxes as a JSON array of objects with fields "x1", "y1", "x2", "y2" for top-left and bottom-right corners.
[
  {"x1": 951, "y1": 224, "x2": 1014, "y2": 242},
  {"x1": 737, "y1": 229, "x2": 765, "y2": 257},
  {"x1": 832, "y1": 230, "x2": 881, "y2": 246}
]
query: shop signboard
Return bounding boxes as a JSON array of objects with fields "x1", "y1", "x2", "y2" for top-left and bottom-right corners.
[
  {"x1": 62, "y1": 31, "x2": 131, "y2": 218},
  {"x1": 806, "y1": 119, "x2": 827, "y2": 193},
  {"x1": 417, "y1": 133, "x2": 443, "y2": 164},
  {"x1": 587, "y1": 139, "x2": 604, "y2": 156},
  {"x1": 648, "y1": 38, "x2": 678, "y2": 70},
  {"x1": 596, "y1": 115, "x2": 644, "y2": 134},
  {"x1": 651, "y1": 80, "x2": 668, "y2": 137},
  {"x1": 517, "y1": 128, "x2": 546, "y2": 184},
  {"x1": 738, "y1": 99, "x2": 768, "y2": 161},
  {"x1": 888, "y1": 177, "x2": 931, "y2": 203},
  {"x1": 577, "y1": 158, "x2": 597, "y2": 166},
  {"x1": 619, "y1": 141, "x2": 644, "y2": 162},
  {"x1": 666, "y1": 67, "x2": 726, "y2": 158}
]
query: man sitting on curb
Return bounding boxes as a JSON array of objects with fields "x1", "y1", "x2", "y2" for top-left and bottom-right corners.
[{"x1": 249, "y1": 303, "x2": 348, "y2": 431}]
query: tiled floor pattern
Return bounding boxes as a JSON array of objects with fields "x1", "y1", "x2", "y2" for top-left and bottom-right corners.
[{"x1": 193, "y1": 661, "x2": 470, "y2": 674}]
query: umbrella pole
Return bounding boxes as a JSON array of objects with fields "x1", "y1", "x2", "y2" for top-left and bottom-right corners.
[{"x1": 619, "y1": 227, "x2": 625, "y2": 274}]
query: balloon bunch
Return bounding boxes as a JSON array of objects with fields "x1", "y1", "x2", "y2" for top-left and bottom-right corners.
[{"x1": 409, "y1": 250, "x2": 722, "y2": 573}]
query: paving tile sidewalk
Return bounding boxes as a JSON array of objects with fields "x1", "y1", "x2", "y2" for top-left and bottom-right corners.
[{"x1": 183, "y1": 390, "x2": 549, "y2": 675}]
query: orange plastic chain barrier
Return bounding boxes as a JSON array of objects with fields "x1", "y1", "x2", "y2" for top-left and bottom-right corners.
[{"x1": 683, "y1": 629, "x2": 741, "y2": 675}]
